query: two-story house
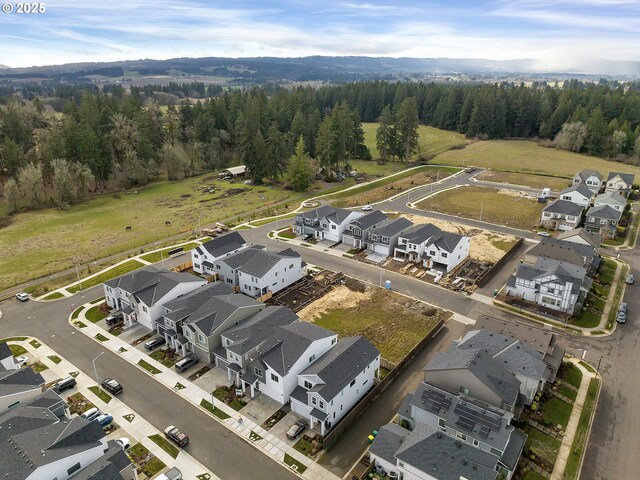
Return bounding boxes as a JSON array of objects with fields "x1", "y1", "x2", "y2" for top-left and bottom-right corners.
[
  {"x1": 605, "y1": 172, "x2": 635, "y2": 197},
  {"x1": 572, "y1": 169, "x2": 603, "y2": 193},
  {"x1": 0, "y1": 342, "x2": 21, "y2": 371},
  {"x1": 506, "y1": 260, "x2": 591, "y2": 315},
  {"x1": 365, "y1": 217, "x2": 413, "y2": 257},
  {"x1": 584, "y1": 204, "x2": 623, "y2": 239},
  {"x1": 290, "y1": 336, "x2": 380, "y2": 434},
  {"x1": 540, "y1": 199, "x2": 584, "y2": 231},
  {"x1": 0, "y1": 367, "x2": 44, "y2": 414},
  {"x1": 557, "y1": 227, "x2": 602, "y2": 249},
  {"x1": 559, "y1": 183, "x2": 594, "y2": 207},
  {"x1": 192, "y1": 231, "x2": 248, "y2": 275},
  {"x1": 394, "y1": 223, "x2": 470, "y2": 273},
  {"x1": 294, "y1": 206, "x2": 363, "y2": 242},
  {"x1": 525, "y1": 237, "x2": 599, "y2": 275},
  {"x1": 594, "y1": 191, "x2": 626, "y2": 212},
  {"x1": 242, "y1": 323, "x2": 337, "y2": 404},
  {"x1": 103, "y1": 265, "x2": 206, "y2": 330},
  {"x1": 341, "y1": 210, "x2": 388, "y2": 249}
]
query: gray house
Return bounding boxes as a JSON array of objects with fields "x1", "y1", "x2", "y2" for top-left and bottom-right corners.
[
  {"x1": 572, "y1": 169, "x2": 603, "y2": 193},
  {"x1": 525, "y1": 237, "x2": 599, "y2": 274},
  {"x1": 584, "y1": 204, "x2": 623, "y2": 239},
  {"x1": 192, "y1": 231, "x2": 248, "y2": 275},
  {"x1": 605, "y1": 172, "x2": 635, "y2": 197},
  {"x1": 341, "y1": 210, "x2": 388, "y2": 249},
  {"x1": 365, "y1": 217, "x2": 414, "y2": 257},
  {"x1": 540, "y1": 199, "x2": 584, "y2": 231},
  {"x1": 294, "y1": 205, "x2": 363, "y2": 242}
]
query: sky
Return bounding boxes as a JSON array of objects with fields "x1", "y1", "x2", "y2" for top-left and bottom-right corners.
[{"x1": 0, "y1": 0, "x2": 638, "y2": 70}]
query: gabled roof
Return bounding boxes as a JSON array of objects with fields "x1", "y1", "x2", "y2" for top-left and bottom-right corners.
[
  {"x1": 527, "y1": 237, "x2": 596, "y2": 268},
  {"x1": 369, "y1": 217, "x2": 413, "y2": 238},
  {"x1": 235, "y1": 249, "x2": 299, "y2": 278},
  {"x1": 298, "y1": 336, "x2": 379, "y2": 401},
  {"x1": 223, "y1": 306, "x2": 298, "y2": 356},
  {"x1": 198, "y1": 231, "x2": 247, "y2": 258},
  {"x1": 349, "y1": 210, "x2": 387, "y2": 230},
  {"x1": 560, "y1": 183, "x2": 594, "y2": 198},
  {"x1": 575, "y1": 169, "x2": 602, "y2": 181},
  {"x1": 594, "y1": 191, "x2": 626, "y2": 208},
  {"x1": 224, "y1": 165, "x2": 247, "y2": 175},
  {"x1": 72, "y1": 440, "x2": 133, "y2": 480},
  {"x1": 514, "y1": 260, "x2": 590, "y2": 295},
  {"x1": 607, "y1": 171, "x2": 635, "y2": 186},
  {"x1": 218, "y1": 245, "x2": 265, "y2": 269},
  {"x1": 586, "y1": 204, "x2": 623, "y2": 221},
  {"x1": 326, "y1": 208, "x2": 362, "y2": 225},
  {"x1": 557, "y1": 228, "x2": 602, "y2": 248},
  {"x1": 473, "y1": 315, "x2": 560, "y2": 358},
  {"x1": 0, "y1": 367, "x2": 44, "y2": 397},
  {"x1": 252, "y1": 322, "x2": 335, "y2": 376},
  {"x1": 369, "y1": 423, "x2": 410, "y2": 466},
  {"x1": 424, "y1": 348, "x2": 521, "y2": 408},
  {"x1": 542, "y1": 199, "x2": 584, "y2": 216},
  {"x1": 163, "y1": 282, "x2": 234, "y2": 322},
  {"x1": 297, "y1": 205, "x2": 338, "y2": 220},
  {"x1": 104, "y1": 265, "x2": 202, "y2": 306},
  {"x1": 0, "y1": 342, "x2": 11, "y2": 360},
  {"x1": 399, "y1": 223, "x2": 442, "y2": 244}
]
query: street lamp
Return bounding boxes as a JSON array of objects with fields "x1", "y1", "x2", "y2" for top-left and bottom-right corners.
[
  {"x1": 75, "y1": 264, "x2": 83, "y2": 292},
  {"x1": 92, "y1": 352, "x2": 104, "y2": 388}
]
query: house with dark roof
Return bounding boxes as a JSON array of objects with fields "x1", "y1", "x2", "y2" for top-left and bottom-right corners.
[
  {"x1": 540, "y1": 199, "x2": 584, "y2": 231},
  {"x1": 103, "y1": 265, "x2": 206, "y2": 330},
  {"x1": 242, "y1": 323, "x2": 337, "y2": 404},
  {"x1": 159, "y1": 283, "x2": 264, "y2": 363},
  {"x1": 572, "y1": 169, "x2": 603, "y2": 193},
  {"x1": 192, "y1": 231, "x2": 248, "y2": 275},
  {"x1": 422, "y1": 348, "x2": 522, "y2": 413},
  {"x1": 594, "y1": 191, "x2": 627, "y2": 212},
  {"x1": 584, "y1": 204, "x2": 623, "y2": 239},
  {"x1": 294, "y1": 206, "x2": 364, "y2": 242},
  {"x1": 605, "y1": 171, "x2": 635, "y2": 197},
  {"x1": 0, "y1": 342, "x2": 18, "y2": 371},
  {"x1": 506, "y1": 259, "x2": 591, "y2": 315},
  {"x1": 472, "y1": 315, "x2": 565, "y2": 383},
  {"x1": 557, "y1": 227, "x2": 602, "y2": 249},
  {"x1": 394, "y1": 223, "x2": 470, "y2": 273},
  {"x1": 290, "y1": 336, "x2": 380, "y2": 434},
  {"x1": 525, "y1": 237, "x2": 599, "y2": 275},
  {"x1": 0, "y1": 390, "x2": 134, "y2": 480},
  {"x1": 0, "y1": 367, "x2": 45, "y2": 414},
  {"x1": 559, "y1": 183, "x2": 595, "y2": 207},
  {"x1": 341, "y1": 210, "x2": 388, "y2": 249},
  {"x1": 365, "y1": 217, "x2": 414, "y2": 257}
]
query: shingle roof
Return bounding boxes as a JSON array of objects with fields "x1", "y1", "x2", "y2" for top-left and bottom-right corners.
[
  {"x1": 369, "y1": 423, "x2": 410, "y2": 466},
  {"x1": 527, "y1": 237, "x2": 596, "y2": 268},
  {"x1": 543, "y1": 199, "x2": 584, "y2": 216},
  {"x1": 199, "y1": 231, "x2": 247, "y2": 258},
  {"x1": 501, "y1": 428, "x2": 527, "y2": 471},
  {"x1": 223, "y1": 306, "x2": 298, "y2": 356},
  {"x1": 0, "y1": 367, "x2": 44, "y2": 397},
  {"x1": 219, "y1": 246, "x2": 265, "y2": 269},
  {"x1": 560, "y1": 183, "x2": 594, "y2": 198},
  {"x1": 297, "y1": 205, "x2": 337, "y2": 219},
  {"x1": 473, "y1": 315, "x2": 559, "y2": 358},
  {"x1": 576, "y1": 169, "x2": 602, "y2": 181},
  {"x1": 163, "y1": 282, "x2": 235, "y2": 321},
  {"x1": 350, "y1": 210, "x2": 387, "y2": 230},
  {"x1": 236, "y1": 250, "x2": 294, "y2": 277},
  {"x1": 298, "y1": 336, "x2": 379, "y2": 401},
  {"x1": 399, "y1": 223, "x2": 443, "y2": 244},
  {"x1": 586, "y1": 204, "x2": 623, "y2": 221},
  {"x1": 369, "y1": 217, "x2": 413, "y2": 238},
  {"x1": 72, "y1": 441, "x2": 133, "y2": 480},
  {"x1": 0, "y1": 342, "x2": 11, "y2": 360},
  {"x1": 251, "y1": 322, "x2": 335, "y2": 376},
  {"x1": 595, "y1": 191, "x2": 626, "y2": 208},
  {"x1": 557, "y1": 228, "x2": 602, "y2": 248},
  {"x1": 607, "y1": 171, "x2": 635, "y2": 186}
]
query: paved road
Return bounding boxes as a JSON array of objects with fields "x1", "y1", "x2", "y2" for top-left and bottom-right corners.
[{"x1": 0, "y1": 288, "x2": 298, "y2": 480}]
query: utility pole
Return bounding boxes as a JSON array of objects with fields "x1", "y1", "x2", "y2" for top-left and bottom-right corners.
[
  {"x1": 93, "y1": 352, "x2": 104, "y2": 389},
  {"x1": 75, "y1": 264, "x2": 83, "y2": 292},
  {"x1": 480, "y1": 202, "x2": 484, "y2": 221}
]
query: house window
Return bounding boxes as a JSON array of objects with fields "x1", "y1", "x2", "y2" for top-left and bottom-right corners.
[
  {"x1": 441, "y1": 253, "x2": 448, "y2": 258},
  {"x1": 67, "y1": 463, "x2": 81, "y2": 476},
  {"x1": 331, "y1": 225, "x2": 336, "y2": 230},
  {"x1": 398, "y1": 461, "x2": 405, "y2": 468},
  {"x1": 142, "y1": 305, "x2": 148, "y2": 312},
  {"x1": 332, "y1": 338, "x2": 336, "y2": 345},
  {"x1": 319, "y1": 400, "x2": 324, "y2": 409},
  {"x1": 254, "y1": 367, "x2": 263, "y2": 377},
  {"x1": 198, "y1": 334, "x2": 205, "y2": 343},
  {"x1": 275, "y1": 272, "x2": 278, "y2": 277},
  {"x1": 309, "y1": 354, "x2": 316, "y2": 363},
  {"x1": 312, "y1": 397, "x2": 317, "y2": 405},
  {"x1": 473, "y1": 439, "x2": 479, "y2": 446},
  {"x1": 460, "y1": 386, "x2": 470, "y2": 396},
  {"x1": 456, "y1": 432, "x2": 467, "y2": 441},
  {"x1": 304, "y1": 380, "x2": 313, "y2": 389},
  {"x1": 438, "y1": 418, "x2": 445, "y2": 427},
  {"x1": 216, "y1": 264, "x2": 221, "y2": 270},
  {"x1": 271, "y1": 373, "x2": 279, "y2": 383},
  {"x1": 350, "y1": 379, "x2": 356, "y2": 387},
  {"x1": 226, "y1": 278, "x2": 233, "y2": 284},
  {"x1": 290, "y1": 264, "x2": 294, "y2": 269}
]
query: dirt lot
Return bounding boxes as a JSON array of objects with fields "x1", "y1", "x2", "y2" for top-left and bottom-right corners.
[
  {"x1": 298, "y1": 282, "x2": 449, "y2": 363},
  {"x1": 401, "y1": 213, "x2": 518, "y2": 263}
]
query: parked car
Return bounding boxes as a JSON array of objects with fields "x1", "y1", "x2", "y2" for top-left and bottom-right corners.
[
  {"x1": 175, "y1": 354, "x2": 199, "y2": 373},
  {"x1": 81, "y1": 407, "x2": 100, "y2": 421},
  {"x1": 14, "y1": 356, "x2": 28, "y2": 368},
  {"x1": 164, "y1": 425, "x2": 189, "y2": 447},
  {"x1": 115, "y1": 437, "x2": 130, "y2": 450},
  {"x1": 286, "y1": 419, "x2": 308, "y2": 440},
  {"x1": 144, "y1": 337, "x2": 166, "y2": 351},
  {"x1": 101, "y1": 378, "x2": 123, "y2": 395},
  {"x1": 95, "y1": 414, "x2": 113, "y2": 427},
  {"x1": 619, "y1": 302, "x2": 628, "y2": 313},
  {"x1": 15, "y1": 292, "x2": 29, "y2": 302},
  {"x1": 106, "y1": 313, "x2": 124, "y2": 326},
  {"x1": 617, "y1": 311, "x2": 627, "y2": 324},
  {"x1": 362, "y1": 205, "x2": 373, "y2": 211},
  {"x1": 54, "y1": 376, "x2": 77, "y2": 393},
  {"x1": 626, "y1": 274, "x2": 635, "y2": 285},
  {"x1": 536, "y1": 231, "x2": 551, "y2": 237}
]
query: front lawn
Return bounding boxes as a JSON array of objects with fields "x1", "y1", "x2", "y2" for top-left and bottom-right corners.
[
  {"x1": 277, "y1": 229, "x2": 297, "y2": 239},
  {"x1": 229, "y1": 399, "x2": 246, "y2": 411},
  {"x1": 540, "y1": 397, "x2": 572, "y2": 429},
  {"x1": 85, "y1": 304, "x2": 107, "y2": 323},
  {"x1": 67, "y1": 260, "x2": 145, "y2": 293},
  {"x1": 149, "y1": 349, "x2": 178, "y2": 368},
  {"x1": 200, "y1": 399, "x2": 231, "y2": 420},
  {"x1": 557, "y1": 384, "x2": 578, "y2": 402},
  {"x1": 293, "y1": 437, "x2": 314, "y2": 456},
  {"x1": 561, "y1": 364, "x2": 583, "y2": 389},
  {"x1": 148, "y1": 434, "x2": 180, "y2": 459},
  {"x1": 88, "y1": 386, "x2": 112, "y2": 404},
  {"x1": 524, "y1": 425, "x2": 561, "y2": 467},
  {"x1": 9, "y1": 344, "x2": 27, "y2": 356}
]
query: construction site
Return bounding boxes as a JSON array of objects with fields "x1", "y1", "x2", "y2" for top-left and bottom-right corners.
[{"x1": 268, "y1": 269, "x2": 345, "y2": 312}]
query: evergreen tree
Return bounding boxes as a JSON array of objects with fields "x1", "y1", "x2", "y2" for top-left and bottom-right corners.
[
  {"x1": 376, "y1": 105, "x2": 396, "y2": 161},
  {"x1": 264, "y1": 123, "x2": 288, "y2": 180},
  {"x1": 585, "y1": 107, "x2": 607, "y2": 156},
  {"x1": 395, "y1": 97, "x2": 420, "y2": 161},
  {"x1": 287, "y1": 136, "x2": 313, "y2": 191}
]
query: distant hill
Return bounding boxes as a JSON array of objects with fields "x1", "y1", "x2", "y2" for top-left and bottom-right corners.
[{"x1": 1, "y1": 56, "x2": 639, "y2": 82}]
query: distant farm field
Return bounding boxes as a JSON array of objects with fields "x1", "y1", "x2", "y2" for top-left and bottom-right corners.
[
  {"x1": 0, "y1": 175, "x2": 291, "y2": 290},
  {"x1": 362, "y1": 123, "x2": 467, "y2": 160},
  {"x1": 431, "y1": 140, "x2": 640, "y2": 178}
]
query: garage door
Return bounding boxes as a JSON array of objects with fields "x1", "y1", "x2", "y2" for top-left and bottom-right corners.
[
  {"x1": 374, "y1": 244, "x2": 389, "y2": 255},
  {"x1": 342, "y1": 235, "x2": 356, "y2": 247}
]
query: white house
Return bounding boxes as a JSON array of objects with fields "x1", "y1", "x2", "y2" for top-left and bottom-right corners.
[
  {"x1": 594, "y1": 191, "x2": 627, "y2": 212},
  {"x1": 365, "y1": 217, "x2": 413, "y2": 257},
  {"x1": 290, "y1": 336, "x2": 380, "y2": 434},
  {"x1": 0, "y1": 367, "x2": 44, "y2": 414},
  {"x1": 540, "y1": 199, "x2": 584, "y2": 231},
  {"x1": 557, "y1": 228, "x2": 602, "y2": 249},
  {"x1": 192, "y1": 231, "x2": 248, "y2": 275},
  {"x1": 294, "y1": 206, "x2": 363, "y2": 242},
  {"x1": 572, "y1": 169, "x2": 603, "y2": 193},
  {"x1": 559, "y1": 183, "x2": 594, "y2": 207},
  {"x1": 236, "y1": 248, "x2": 305, "y2": 299},
  {"x1": 393, "y1": 223, "x2": 470, "y2": 273},
  {"x1": 605, "y1": 172, "x2": 635, "y2": 197},
  {"x1": 103, "y1": 265, "x2": 206, "y2": 330},
  {"x1": 341, "y1": 210, "x2": 388, "y2": 249},
  {"x1": 242, "y1": 323, "x2": 337, "y2": 404}
]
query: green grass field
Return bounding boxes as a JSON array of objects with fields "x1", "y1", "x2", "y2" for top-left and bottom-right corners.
[
  {"x1": 431, "y1": 139, "x2": 640, "y2": 177},
  {"x1": 524, "y1": 425, "x2": 561, "y2": 467},
  {"x1": 417, "y1": 186, "x2": 544, "y2": 230},
  {"x1": 482, "y1": 171, "x2": 571, "y2": 190},
  {"x1": 541, "y1": 397, "x2": 573, "y2": 429},
  {"x1": 140, "y1": 242, "x2": 199, "y2": 263},
  {"x1": 0, "y1": 174, "x2": 292, "y2": 290},
  {"x1": 67, "y1": 260, "x2": 144, "y2": 293},
  {"x1": 362, "y1": 123, "x2": 467, "y2": 160}
]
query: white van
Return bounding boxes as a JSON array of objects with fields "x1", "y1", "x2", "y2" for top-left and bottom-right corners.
[{"x1": 81, "y1": 407, "x2": 100, "y2": 421}]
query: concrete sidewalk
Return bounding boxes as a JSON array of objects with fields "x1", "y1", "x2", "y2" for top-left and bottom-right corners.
[
  {"x1": 72, "y1": 305, "x2": 339, "y2": 480},
  {"x1": 10, "y1": 337, "x2": 217, "y2": 480},
  {"x1": 550, "y1": 358, "x2": 598, "y2": 480}
]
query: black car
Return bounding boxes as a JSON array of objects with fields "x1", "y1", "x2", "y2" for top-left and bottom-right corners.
[
  {"x1": 106, "y1": 313, "x2": 124, "y2": 326},
  {"x1": 175, "y1": 354, "x2": 199, "y2": 373},
  {"x1": 54, "y1": 376, "x2": 77, "y2": 393},
  {"x1": 101, "y1": 378, "x2": 123, "y2": 395},
  {"x1": 164, "y1": 425, "x2": 189, "y2": 447},
  {"x1": 144, "y1": 337, "x2": 166, "y2": 351}
]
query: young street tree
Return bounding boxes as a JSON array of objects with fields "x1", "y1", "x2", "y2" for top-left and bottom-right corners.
[
  {"x1": 394, "y1": 97, "x2": 420, "y2": 161},
  {"x1": 287, "y1": 136, "x2": 313, "y2": 191}
]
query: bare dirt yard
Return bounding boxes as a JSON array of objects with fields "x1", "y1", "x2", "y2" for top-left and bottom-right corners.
[
  {"x1": 401, "y1": 213, "x2": 519, "y2": 263},
  {"x1": 298, "y1": 281, "x2": 449, "y2": 363}
]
